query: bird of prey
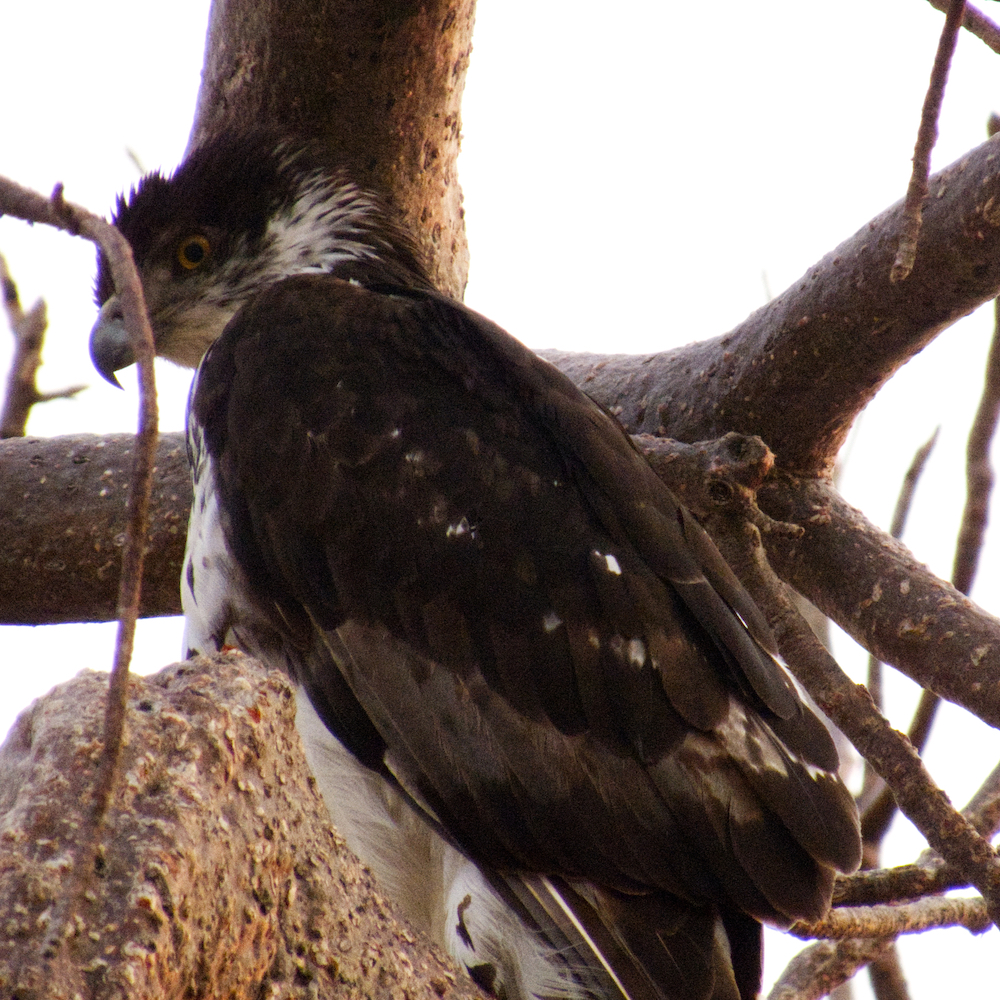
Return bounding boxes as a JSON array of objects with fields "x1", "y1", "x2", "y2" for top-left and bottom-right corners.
[{"x1": 91, "y1": 132, "x2": 861, "y2": 1000}]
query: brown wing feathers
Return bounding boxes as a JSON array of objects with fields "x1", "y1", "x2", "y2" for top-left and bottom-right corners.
[{"x1": 196, "y1": 274, "x2": 861, "y2": 1000}]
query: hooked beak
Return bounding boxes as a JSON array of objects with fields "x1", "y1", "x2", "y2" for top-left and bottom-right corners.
[{"x1": 89, "y1": 296, "x2": 134, "y2": 388}]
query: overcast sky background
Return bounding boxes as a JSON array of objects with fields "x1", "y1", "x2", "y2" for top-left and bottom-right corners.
[{"x1": 1, "y1": 1, "x2": 998, "y2": 995}]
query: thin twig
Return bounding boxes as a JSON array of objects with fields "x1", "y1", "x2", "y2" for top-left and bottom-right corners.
[
  {"x1": 926, "y1": 0, "x2": 1000, "y2": 55},
  {"x1": 856, "y1": 432, "x2": 938, "y2": 1000},
  {"x1": 861, "y1": 688, "x2": 943, "y2": 847},
  {"x1": 865, "y1": 146, "x2": 1000, "y2": 847},
  {"x1": 0, "y1": 173, "x2": 158, "y2": 960},
  {"x1": 705, "y1": 515, "x2": 1000, "y2": 928},
  {"x1": 866, "y1": 944, "x2": 911, "y2": 1000},
  {"x1": 837, "y1": 760, "x2": 1000, "y2": 908},
  {"x1": 859, "y1": 430, "x2": 938, "y2": 818},
  {"x1": 961, "y1": 758, "x2": 1000, "y2": 838},
  {"x1": 791, "y1": 896, "x2": 991, "y2": 940},
  {"x1": 0, "y1": 252, "x2": 85, "y2": 437},
  {"x1": 889, "y1": 431, "x2": 941, "y2": 543},
  {"x1": 768, "y1": 939, "x2": 894, "y2": 1000},
  {"x1": 954, "y1": 242, "x2": 1000, "y2": 596},
  {"x1": 892, "y1": 0, "x2": 966, "y2": 283},
  {"x1": 834, "y1": 859, "x2": 964, "y2": 907}
]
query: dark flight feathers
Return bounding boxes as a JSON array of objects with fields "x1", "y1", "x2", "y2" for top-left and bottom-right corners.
[{"x1": 193, "y1": 274, "x2": 861, "y2": 1000}]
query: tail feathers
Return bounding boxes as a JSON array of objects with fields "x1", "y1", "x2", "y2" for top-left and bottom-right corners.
[{"x1": 491, "y1": 873, "x2": 759, "y2": 1000}]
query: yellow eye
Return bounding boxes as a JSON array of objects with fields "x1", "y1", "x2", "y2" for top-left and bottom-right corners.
[{"x1": 177, "y1": 235, "x2": 210, "y2": 270}]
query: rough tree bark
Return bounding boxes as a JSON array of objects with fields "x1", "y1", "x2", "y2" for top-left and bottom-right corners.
[
  {"x1": 2, "y1": 0, "x2": 1000, "y2": 996},
  {"x1": 188, "y1": 0, "x2": 474, "y2": 300},
  {"x1": 0, "y1": 654, "x2": 484, "y2": 1000}
]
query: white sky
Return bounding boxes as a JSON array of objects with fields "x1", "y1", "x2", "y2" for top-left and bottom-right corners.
[{"x1": 1, "y1": 1, "x2": 998, "y2": 995}]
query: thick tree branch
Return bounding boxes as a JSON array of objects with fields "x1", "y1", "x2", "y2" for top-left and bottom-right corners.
[
  {"x1": 759, "y1": 476, "x2": 1000, "y2": 728},
  {"x1": 0, "y1": 654, "x2": 483, "y2": 1000},
  {"x1": 0, "y1": 434, "x2": 187, "y2": 625},
  {"x1": 540, "y1": 134, "x2": 1000, "y2": 474},
  {"x1": 8, "y1": 431, "x2": 1000, "y2": 741}
]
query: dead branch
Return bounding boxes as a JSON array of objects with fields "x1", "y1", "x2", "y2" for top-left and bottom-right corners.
[
  {"x1": 539, "y1": 132, "x2": 1000, "y2": 475},
  {"x1": 792, "y1": 895, "x2": 991, "y2": 940},
  {"x1": 961, "y1": 758, "x2": 1000, "y2": 837},
  {"x1": 0, "y1": 653, "x2": 484, "y2": 1000},
  {"x1": 866, "y1": 945, "x2": 911, "y2": 1000},
  {"x1": 767, "y1": 939, "x2": 894, "y2": 1000},
  {"x1": 954, "y1": 283, "x2": 1000, "y2": 597},
  {"x1": 0, "y1": 176, "x2": 162, "y2": 973},
  {"x1": 926, "y1": 0, "x2": 1000, "y2": 54},
  {"x1": 834, "y1": 859, "x2": 963, "y2": 908},
  {"x1": 891, "y1": 0, "x2": 965, "y2": 283},
  {"x1": 0, "y1": 252, "x2": 84, "y2": 438}
]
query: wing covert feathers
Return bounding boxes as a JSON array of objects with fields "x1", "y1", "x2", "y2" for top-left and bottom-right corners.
[{"x1": 192, "y1": 274, "x2": 862, "y2": 1000}]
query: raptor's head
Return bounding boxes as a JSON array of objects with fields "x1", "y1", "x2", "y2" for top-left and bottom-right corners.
[{"x1": 90, "y1": 133, "x2": 432, "y2": 384}]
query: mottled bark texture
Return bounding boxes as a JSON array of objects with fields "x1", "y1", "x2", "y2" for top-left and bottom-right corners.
[
  {"x1": 0, "y1": 653, "x2": 482, "y2": 1000},
  {"x1": 0, "y1": 434, "x2": 187, "y2": 624}
]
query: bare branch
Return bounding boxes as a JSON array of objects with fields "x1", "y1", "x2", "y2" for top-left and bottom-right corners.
[
  {"x1": 954, "y1": 282, "x2": 1000, "y2": 596},
  {"x1": 867, "y1": 946, "x2": 912, "y2": 1000},
  {"x1": 834, "y1": 860, "x2": 965, "y2": 908},
  {"x1": 926, "y1": 0, "x2": 1000, "y2": 54},
  {"x1": 0, "y1": 174, "x2": 160, "y2": 969},
  {"x1": 0, "y1": 253, "x2": 85, "y2": 438},
  {"x1": 768, "y1": 939, "x2": 893, "y2": 1000},
  {"x1": 792, "y1": 896, "x2": 991, "y2": 940},
  {"x1": 962, "y1": 758, "x2": 1000, "y2": 838},
  {"x1": 700, "y1": 511, "x2": 1000, "y2": 926},
  {"x1": 859, "y1": 430, "x2": 938, "y2": 829},
  {"x1": 892, "y1": 0, "x2": 966, "y2": 283},
  {"x1": 0, "y1": 655, "x2": 484, "y2": 1000}
]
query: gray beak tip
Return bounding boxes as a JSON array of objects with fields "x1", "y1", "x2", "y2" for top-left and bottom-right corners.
[{"x1": 89, "y1": 299, "x2": 135, "y2": 389}]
